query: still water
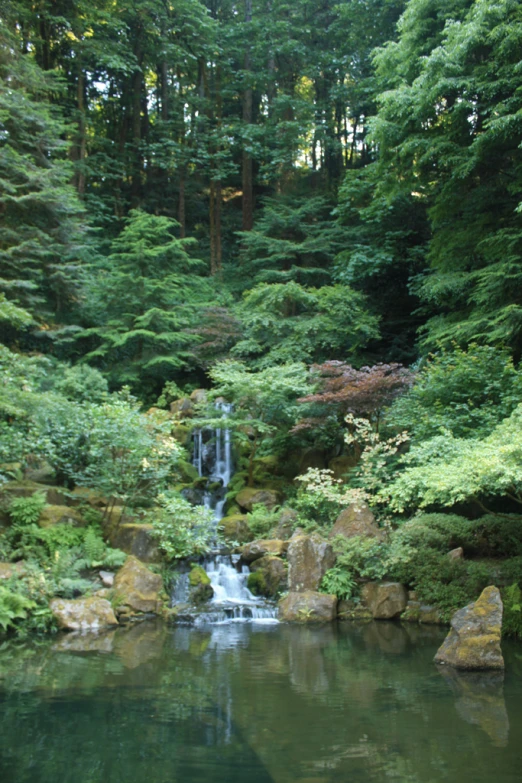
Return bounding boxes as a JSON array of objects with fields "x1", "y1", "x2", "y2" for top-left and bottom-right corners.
[{"x1": 1, "y1": 620, "x2": 522, "y2": 783}]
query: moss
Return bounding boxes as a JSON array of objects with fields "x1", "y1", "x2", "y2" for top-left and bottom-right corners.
[
  {"x1": 247, "y1": 570, "x2": 267, "y2": 596},
  {"x1": 188, "y1": 566, "x2": 211, "y2": 587}
]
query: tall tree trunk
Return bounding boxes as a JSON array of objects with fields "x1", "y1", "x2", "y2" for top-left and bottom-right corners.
[
  {"x1": 131, "y1": 28, "x2": 143, "y2": 207},
  {"x1": 242, "y1": 0, "x2": 254, "y2": 231},
  {"x1": 71, "y1": 65, "x2": 86, "y2": 196}
]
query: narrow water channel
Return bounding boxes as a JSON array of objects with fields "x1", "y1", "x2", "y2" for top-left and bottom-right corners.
[{"x1": 1, "y1": 621, "x2": 521, "y2": 783}]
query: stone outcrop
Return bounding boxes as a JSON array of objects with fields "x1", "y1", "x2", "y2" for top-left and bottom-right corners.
[
  {"x1": 241, "y1": 538, "x2": 287, "y2": 563},
  {"x1": 448, "y1": 547, "x2": 464, "y2": 561},
  {"x1": 287, "y1": 532, "x2": 335, "y2": 592},
  {"x1": 220, "y1": 513, "x2": 253, "y2": 544},
  {"x1": 38, "y1": 505, "x2": 85, "y2": 528},
  {"x1": 434, "y1": 586, "x2": 504, "y2": 670},
  {"x1": 328, "y1": 502, "x2": 384, "y2": 542},
  {"x1": 50, "y1": 596, "x2": 118, "y2": 631},
  {"x1": 188, "y1": 566, "x2": 214, "y2": 604},
  {"x1": 361, "y1": 582, "x2": 408, "y2": 619},
  {"x1": 337, "y1": 599, "x2": 373, "y2": 621},
  {"x1": 402, "y1": 592, "x2": 442, "y2": 624},
  {"x1": 112, "y1": 556, "x2": 163, "y2": 617},
  {"x1": 273, "y1": 508, "x2": 298, "y2": 540},
  {"x1": 278, "y1": 591, "x2": 337, "y2": 623},
  {"x1": 248, "y1": 556, "x2": 287, "y2": 598},
  {"x1": 169, "y1": 397, "x2": 194, "y2": 418},
  {"x1": 110, "y1": 523, "x2": 160, "y2": 563},
  {"x1": 235, "y1": 488, "x2": 280, "y2": 512},
  {"x1": 0, "y1": 561, "x2": 26, "y2": 580}
]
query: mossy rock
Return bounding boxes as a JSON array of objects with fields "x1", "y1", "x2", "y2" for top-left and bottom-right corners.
[
  {"x1": 220, "y1": 514, "x2": 253, "y2": 544},
  {"x1": 171, "y1": 423, "x2": 192, "y2": 446},
  {"x1": 0, "y1": 480, "x2": 67, "y2": 505},
  {"x1": 39, "y1": 505, "x2": 85, "y2": 528},
  {"x1": 177, "y1": 459, "x2": 200, "y2": 483},
  {"x1": 189, "y1": 566, "x2": 211, "y2": 587},
  {"x1": 247, "y1": 570, "x2": 267, "y2": 596},
  {"x1": 235, "y1": 487, "x2": 281, "y2": 512},
  {"x1": 110, "y1": 523, "x2": 160, "y2": 563}
]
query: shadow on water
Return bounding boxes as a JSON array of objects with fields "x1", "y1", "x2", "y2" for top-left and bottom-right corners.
[{"x1": 1, "y1": 620, "x2": 522, "y2": 783}]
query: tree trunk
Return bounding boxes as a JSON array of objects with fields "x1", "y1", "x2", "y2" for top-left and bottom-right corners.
[{"x1": 242, "y1": 0, "x2": 254, "y2": 231}]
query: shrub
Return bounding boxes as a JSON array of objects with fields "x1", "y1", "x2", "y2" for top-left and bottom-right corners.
[
  {"x1": 246, "y1": 504, "x2": 281, "y2": 539},
  {"x1": 9, "y1": 493, "x2": 46, "y2": 526},
  {"x1": 150, "y1": 493, "x2": 215, "y2": 560},
  {"x1": 320, "y1": 566, "x2": 357, "y2": 600}
]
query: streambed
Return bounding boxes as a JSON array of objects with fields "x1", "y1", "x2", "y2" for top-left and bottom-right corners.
[{"x1": 1, "y1": 620, "x2": 521, "y2": 783}]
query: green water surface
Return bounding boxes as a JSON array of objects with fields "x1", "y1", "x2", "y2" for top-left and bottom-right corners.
[{"x1": 1, "y1": 620, "x2": 521, "y2": 783}]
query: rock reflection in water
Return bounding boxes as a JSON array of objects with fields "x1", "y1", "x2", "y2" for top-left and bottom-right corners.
[{"x1": 438, "y1": 666, "x2": 510, "y2": 747}]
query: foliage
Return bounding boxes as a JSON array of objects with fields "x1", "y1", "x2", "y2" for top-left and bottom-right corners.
[
  {"x1": 389, "y1": 345, "x2": 522, "y2": 441},
  {"x1": 501, "y1": 583, "x2": 522, "y2": 639},
  {"x1": 245, "y1": 504, "x2": 281, "y2": 539},
  {"x1": 150, "y1": 493, "x2": 215, "y2": 560},
  {"x1": 0, "y1": 588, "x2": 35, "y2": 632},
  {"x1": 383, "y1": 404, "x2": 522, "y2": 513},
  {"x1": 320, "y1": 566, "x2": 357, "y2": 601},
  {"x1": 9, "y1": 493, "x2": 46, "y2": 526}
]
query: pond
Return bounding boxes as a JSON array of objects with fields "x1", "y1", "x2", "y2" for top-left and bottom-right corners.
[{"x1": 1, "y1": 620, "x2": 521, "y2": 783}]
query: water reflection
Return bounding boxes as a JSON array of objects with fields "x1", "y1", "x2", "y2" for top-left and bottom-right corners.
[{"x1": 0, "y1": 621, "x2": 521, "y2": 783}]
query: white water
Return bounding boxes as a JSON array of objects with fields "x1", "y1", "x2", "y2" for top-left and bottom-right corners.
[{"x1": 174, "y1": 402, "x2": 278, "y2": 625}]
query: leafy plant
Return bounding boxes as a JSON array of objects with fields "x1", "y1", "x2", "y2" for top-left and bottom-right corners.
[
  {"x1": 150, "y1": 493, "x2": 215, "y2": 560},
  {"x1": 0, "y1": 588, "x2": 35, "y2": 632},
  {"x1": 9, "y1": 493, "x2": 46, "y2": 526},
  {"x1": 501, "y1": 583, "x2": 522, "y2": 639},
  {"x1": 246, "y1": 504, "x2": 281, "y2": 539},
  {"x1": 320, "y1": 566, "x2": 356, "y2": 600}
]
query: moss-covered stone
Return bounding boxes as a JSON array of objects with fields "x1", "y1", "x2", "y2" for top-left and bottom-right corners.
[
  {"x1": 39, "y1": 505, "x2": 85, "y2": 528},
  {"x1": 171, "y1": 423, "x2": 192, "y2": 446},
  {"x1": 247, "y1": 570, "x2": 267, "y2": 596},
  {"x1": 189, "y1": 566, "x2": 211, "y2": 587},
  {"x1": 177, "y1": 459, "x2": 200, "y2": 483},
  {"x1": 220, "y1": 514, "x2": 253, "y2": 544},
  {"x1": 110, "y1": 523, "x2": 160, "y2": 563},
  {"x1": 250, "y1": 556, "x2": 288, "y2": 597},
  {"x1": 235, "y1": 487, "x2": 281, "y2": 512},
  {"x1": 112, "y1": 556, "x2": 163, "y2": 616},
  {"x1": 434, "y1": 586, "x2": 504, "y2": 669},
  {"x1": 50, "y1": 596, "x2": 118, "y2": 631},
  {"x1": 278, "y1": 591, "x2": 337, "y2": 623}
]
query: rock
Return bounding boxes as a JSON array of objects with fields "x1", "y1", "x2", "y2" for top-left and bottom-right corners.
[
  {"x1": 190, "y1": 388, "x2": 208, "y2": 404},
  {"x1": 24, "y1": 460, "x2": 56, "y2": 484},
  {"x1": 402, "y1": 600, "x2": 442, "y2": 624},
  {"x1": 278, "y1": 591, "x2": 337, "y2": 623},
  {"x1": 241, "y1": 539, "x2": 287, "y2": 563},
  {"x1": 329, "y1": 502, "x2": 384, "y2": 542},
  {"x1": 337, "y1": 599, "x2": 373, "y2": 621},
  {"x1": 0, "y1": 561, "x2": 26, "y2": 580},
  {"x1": 448, "y1": 547, "x2": 464, "y2": 561},
  {"x1": 249, "y1": 556, "x2": 288, "y2": 597},
  {"x1": 169, "y1": 397, "x2": 194, "y2": 418},
  {"x1": 171, "y1": 423, "x2": 192, "y2": 446},
  {"x1": 110, "y1": 523, "x2": 160, "y2": 563},
  {"x1": 0, "y1": 481, "x2": 66, "y2": 505},
  {"x1": 38, "y1": 505, "x2": 85, "y2": 528},
  {"x1": 287, "y1": 533, "x2": 335, "y2": 592},
  {"x1": 50, "y1": 597, "x2": 118, "y2": 631},
  {"x1": 69, "y1": 487, "x2": 108, "y2": 509},
  {"x1": 235, "y1": 488, "x2": 280, "y2": 512},
  {"x1": 188, "y1": 566, "x2": 214, "y2": 604},
  {"x1": 99, "y1": 570, "x2": 115, "y2": 587},
  {"x1": 434, "y1": 586, "x2": 504, "y2": 670},
  {"x1": 177, "y1": 460, "x2": 200, "y2": 483},
  {"x1": 112, "y1": 556, "x2": 164, "y2": 616},
  {"x1": 361, "y1": 582, "x2": 408, "y2": 619},
  {"x1": 273, "y1": 508, "x2": 298, "y2": 540},
  {"x1": 298, "y1": 449, "x2": 327, "y2": 473},
  {"x1": 328, "y1": 455, "x2": 357, "y2": 479},
  {"x1": 220, "y1": 513, "x2": 253, "y2": 544}
]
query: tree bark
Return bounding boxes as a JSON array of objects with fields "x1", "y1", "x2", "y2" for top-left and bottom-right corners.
[{"x1": 242, "y1": 0, "x2": 254, "y2": 231}]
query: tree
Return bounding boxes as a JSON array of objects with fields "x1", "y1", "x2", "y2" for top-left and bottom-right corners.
[{"x1": 80, "y1": 210, "x2": 214, "y2": 394}]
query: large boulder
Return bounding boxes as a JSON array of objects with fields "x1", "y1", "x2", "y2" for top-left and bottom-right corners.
[
  {"x1": 235, "y1": 488, "x2": 280, "y2": 512},
  {"x1": 0, "y1": 481, "x2": 66, "y2": 505},
  {"x1": 0, "y1": 561, "x2": 26, "y2": 580},
  {"x1": 241, "y1": 539, "x2": 287, "y2": 564},
  {"x1": 38, "y1": 505, "x2": 85, "y2": 528},
  {"x1": 248, "y1": 556, "x2": 288, "y2": 598},
  {"x1": 169, "y1": 397, "x2": 194, "y2": 418},
  {"x1": 361, "y1": 582, "x2": 408, "y2": 619},
  {"x1": 329, "y1": 502, "x2": 384, "y2": 542},
  {"x1": 220, "y1": 513, "x2": 253, "y2": 544},
  {"x1": 402, "y1": 592, "x2": 442, "y2": 624},
  {"x1": 188, "y1": 566, "x2": 214, "y2": 605},
  {"x1": 273, "y1": 508, "x2": 298, "y2": 540},
  {"x1": 278, "y1": 591, "x2": 337, "y2": 623},
  {"x1": 110, "y1": 523, "x2": 160, "y2": 563},
  {"x1": 337, "y1": 599, "x2": 373, "y2": 621},
  {"x1": 112, "y1": 556, "x2": 163, "y2": 616},
  {"x1": 434, "y1": 586, "x2": 504, "y2": 670},
  {"x1": 287, "y1": 532, "x2": 335, "y2": 592},
  {"x1": 50, "y1": 596, "x2": 118, "y2": 631}
]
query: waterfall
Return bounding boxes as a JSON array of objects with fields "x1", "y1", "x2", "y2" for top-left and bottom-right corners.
[{"x1": 173, "y1": 402, "x2": 278, "y2": 625}]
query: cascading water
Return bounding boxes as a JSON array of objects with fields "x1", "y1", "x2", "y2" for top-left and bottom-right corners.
[{"x1": 173, "y1": 402, "x2": 278, "y2": 625}]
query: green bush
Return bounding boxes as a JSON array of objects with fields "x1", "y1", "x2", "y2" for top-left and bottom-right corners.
[
  {"x1": 501, "y1": 584, "x2": 522, "y2": 638},
  {"x1": 0, "y1": 588, "x2": 35, "y2": 632},
  {"x1": 150, "y1": 493, "x2": 215, "y2": 560},
  {"x1": 9, "y1": 493, "x2": 46, "y2": 526},
  {"x1": 320, "y1": 566, "x2": 356, "y2": 600},
  {"x1": 246, "y1": 504, "x2": 281, "y2": 539}
]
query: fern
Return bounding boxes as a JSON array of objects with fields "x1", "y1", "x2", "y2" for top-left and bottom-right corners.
[
  {"x1": 0, "y1": 588, "x2": 35, "y2": 631},
  {"x1": 83, "y1": 528, "x2": 106, "y2": 565},
  {"x1": 9, "y1": 493, "x2": 46, "y2": 526}
]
